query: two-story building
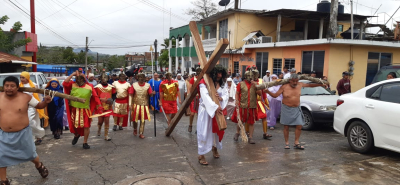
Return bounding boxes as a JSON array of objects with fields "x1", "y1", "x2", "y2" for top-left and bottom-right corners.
[{"x1": 169, "y1": 2, "x2": 400, "y2": 92}]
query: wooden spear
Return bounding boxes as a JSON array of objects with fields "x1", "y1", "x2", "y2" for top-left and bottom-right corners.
[
  {"x1": 256, "y1": 75, "x2": 329, "y2": 90},
  {"x1": 0, "y1": 87, "x2": 86, "y2": 103}
]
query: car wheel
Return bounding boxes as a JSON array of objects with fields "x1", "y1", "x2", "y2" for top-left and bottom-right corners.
[
  {"x1": 302, "y1": 110, "x2": 314, "y2": 130},
  {"x1": 346, "y1": 121, "x2": 374, "y2": 154}
]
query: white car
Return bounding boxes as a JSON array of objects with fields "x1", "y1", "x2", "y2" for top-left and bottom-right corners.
[{"x1": 334, "y1": 78, "x2": 400, "y2": 153}]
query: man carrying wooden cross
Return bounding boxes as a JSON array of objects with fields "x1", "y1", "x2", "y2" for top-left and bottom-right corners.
[
  {"x1": 0, "y1": 76, "x2": 51, "y2": 185},
  {"x1": 63, "y1": 71, "x2": 103, "y2": 149},
  {"x1": 197, "y1": 64, "x2": 229, "y2": 165}
]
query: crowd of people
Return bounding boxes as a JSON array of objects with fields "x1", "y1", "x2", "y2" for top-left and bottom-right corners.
[{"x1": 0, "y1": 63, "x2": 398, "y2": 184}]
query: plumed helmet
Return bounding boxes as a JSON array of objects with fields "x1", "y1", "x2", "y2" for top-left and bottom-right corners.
[{"x1": 101, "y1": 69, "x2": 108, "y2": 81}]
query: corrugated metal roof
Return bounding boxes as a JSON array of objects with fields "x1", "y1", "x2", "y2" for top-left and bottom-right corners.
[{"x1": 0, "y1": 52, "x2": 30, "y2": 63}]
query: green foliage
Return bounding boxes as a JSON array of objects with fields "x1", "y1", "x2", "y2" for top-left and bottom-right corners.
[
  {"x1": 161, "y1": 38, "x2": 176, "y2": 49},
  {"x1": 0, "y1": 15, "x2": 32, "y2": 53},
  {"x1": 185, "y1": 0, "x2": 218, "y2": 21},
  {"x1": 37, "y1": 46, "x2": 94, "y2": 64},
  {"x1": 158, "y1": 50, "x2": 172, "y2": 69},
  {"x1": 105, "y1": 55, "x2": 125, "y2": 71}
]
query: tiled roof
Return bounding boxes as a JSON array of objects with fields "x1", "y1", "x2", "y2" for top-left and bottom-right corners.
[{"x1": 0, "y1": 52, "x2": 30, "y2": 63}]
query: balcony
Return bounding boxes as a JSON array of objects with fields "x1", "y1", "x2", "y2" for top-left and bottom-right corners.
[{"x1": 202, "y1": 38, "x2": 217, "y2": 52}]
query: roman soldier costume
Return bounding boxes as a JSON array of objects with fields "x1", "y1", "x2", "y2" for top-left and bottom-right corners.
[
  {"x1": 94, "y1": 71, "x2": 115, "y2": 141},
  {"x1": 112, "y1": 73, "x2": 131, "y2": 131},
  {"x1": 160, "y1": 72, "x2": 179, "y2": 114},
  {"x1": 129, "y1": 72, "x2": 153, "y2": 139}
]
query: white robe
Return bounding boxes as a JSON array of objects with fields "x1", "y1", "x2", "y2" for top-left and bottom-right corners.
[
  {"x1": 22, "y1": 83, "x2": 45, "y2": 139},
  {"x1": 176, "y1": 79, "x2": 187, "y2": 110},
  {"x1": 197, "y1": 84, "x2": 228, "y2": 155}
]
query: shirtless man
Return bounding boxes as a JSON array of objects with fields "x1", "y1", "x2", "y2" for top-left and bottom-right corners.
[
  {"x1": 265, "y1": 74, "x2": 326, "y2": 150},
  {"x1": 0, "y1": 76, "x2": 51, "y2": 185}
]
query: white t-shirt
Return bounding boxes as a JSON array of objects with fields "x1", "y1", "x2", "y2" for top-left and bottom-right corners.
[
  {"x1": 263, "y1": 75, "x2": 271, "y2": 83},
  {"x1": 284, "y1": 73, "x2": 292, "y2": 79}
]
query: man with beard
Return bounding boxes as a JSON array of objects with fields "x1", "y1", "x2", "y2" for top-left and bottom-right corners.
[
  {"x1": 129, "y1": 72, "x2": 155, "y2": 139},
  {"x1": 231, "y1": 70, "x2": 263, "y2": 144},
  {"x1": 94, "y1": 71, "x2": 115, "y2": 141},
  {"x1": 63, "y1": 71, "x2": 103, "y2": 149},
  {"x1": 197, "y1": 64, "x2": 228, "y2": 165},
  {"x1": 159, "y1": 72, "x2": 181, "y2": 125},
  {"x1": 0, "y1": 76, "x2": 51, "y2": 184},
  {"x1": 112, "y1": 73, "x2": 131, "y2": 131},
  {"x1": 187, "y1": 67, "x2": 202, "y2": 133},
  {"x1": 265, "y1": 74, "x2": 326, "y2": 150}
]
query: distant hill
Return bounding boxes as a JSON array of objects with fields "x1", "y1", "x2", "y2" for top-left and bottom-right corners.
[{"x1": 73, "y1": 47, "x2": 96, "y2": 54}]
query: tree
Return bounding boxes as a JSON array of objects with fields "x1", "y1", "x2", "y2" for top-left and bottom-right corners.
[
  {"x1": 0, "y1": 15, "x2": 32, "y2": 53},
  {"x1": 158, "y1": 50, "x2": 172, "y2": 71},
  {"x1": 105, "y1": 55, "x2": 125, "y2": 71},
  {"x1": 161, "y1": 38, "x2": 176, "y2": 49},
  {"x1": 185, "y1": 0, "x2": 218, "y2": 21},
  {"x1": 62, "y1": 47, "x2": 77, "y2": 63}
]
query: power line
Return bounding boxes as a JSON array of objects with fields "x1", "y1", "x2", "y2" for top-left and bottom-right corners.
[
  {"x1": 129, "y1": 0, "x2": 190, "y2": 22},
  {"x1": 42, "y1": 0, "x2": 78, "y2": 20},
  {"x1": 5, "y1": 0, "x2": 79, "y2": 46},
  {"x1": 50, "y1": 0, "x2": 136, "y2": 42}
]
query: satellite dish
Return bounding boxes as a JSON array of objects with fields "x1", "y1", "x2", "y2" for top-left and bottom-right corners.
[{"x1": 219, "y1": 0, "x2": 230, "y2": 6}]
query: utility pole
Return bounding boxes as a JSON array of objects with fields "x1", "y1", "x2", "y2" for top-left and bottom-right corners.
[
  {"x1": 327, "y1": 0, "x2": 338, "y2": 39},
  {"x1": 85, "y1": 36, "x2": 88, "y2": 73},
  {"x1": 351, "y1": 0, "x2": 354, "y2": 40},
  {"x1": 30, "y1": 0, "x2": 37, "y2": 72}
]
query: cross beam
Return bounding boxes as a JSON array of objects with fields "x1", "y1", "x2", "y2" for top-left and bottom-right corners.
[
  {"x1": 165, "y1": 21, "x2": 229, "y2": 136},
  {"x1": 0, "y1": 87, "x2": 86, "y2": 103}
]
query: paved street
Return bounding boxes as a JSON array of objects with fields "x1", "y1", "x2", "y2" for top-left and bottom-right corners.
[{"x1": 7, "y1": 114, "x2": 400, "y2": 185}]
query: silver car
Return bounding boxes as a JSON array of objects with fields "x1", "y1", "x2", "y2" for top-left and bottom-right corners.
[{"x1": 300, "y1": 80, "x2": 339, "y2": 130}]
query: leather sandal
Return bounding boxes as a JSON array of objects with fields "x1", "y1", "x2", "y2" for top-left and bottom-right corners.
[
  {"x1": 212, "y1": 146, "x2": 220, "y2": 158},
  {"x1": 133, "y1": 129, "x2": 138, "y2": 136},
  {"x1": 0, "y1": 178, "x2": 10, "y2": 185},
  {"x1": 188, "y1": 125, "x2": 192, "y2": 133},
  {"x1": 139, "y1": 134, "x2": 145, "y2": 139},
  {"x1": 233, "y1": 133, "x2": 240, "y2": 141},
  {"x1": 36, "y1": 162, "x2": 49, "y2": 178},
  {"x1": 198, "y1": 155, "x2": 208, "y2": 165}
]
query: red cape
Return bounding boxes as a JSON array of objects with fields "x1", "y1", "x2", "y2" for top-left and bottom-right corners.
[{"x1": 63, "y1": 81, "x2": 102, "y2": 136}]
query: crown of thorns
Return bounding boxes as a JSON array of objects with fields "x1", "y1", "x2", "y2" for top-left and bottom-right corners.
[{"x1": 210, "y1": 64, "x2": 227, "y2": 78}]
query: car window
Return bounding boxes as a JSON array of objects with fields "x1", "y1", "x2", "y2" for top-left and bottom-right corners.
[
  {"x1": 0, "y1": 75, "x2": 36, "y2": 85},
  {"x1": 301, "y1": 86, "x2": 331, "y2": 95},
  {"x1": 380, "y1": 83, "x2": 400, "y2": 104},
  {"x1": 37, "y1": 75, "x2": 44, "y2": 86},
  {"x1": 40, "y1": 74, "x2": 48, "y2": 84},
  {"x1": 372, "y1": 68, "x2": 400, "y2": 84},
  {"x1": 370, "y1": 86, "x2": 382, "y2": 99}
]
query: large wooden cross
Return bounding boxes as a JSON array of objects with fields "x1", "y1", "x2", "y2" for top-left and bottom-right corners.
[
  {"x1": 165, "y1": 21, "x2": 229, "y2": 136},
  {"x1": 0, "y1": 87, "x2": 86, "y2": 103}
]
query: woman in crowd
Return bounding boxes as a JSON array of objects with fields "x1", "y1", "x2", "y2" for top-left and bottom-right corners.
[
  {"x1": 266, "y1": 74, "x2": 282, "y2": 130},
  {"x1": 45, "y1": 78, "x2": 65, "y2": 139},
  {"x1": 225, "y1": 78, "x2": 236, "y2": 120}
]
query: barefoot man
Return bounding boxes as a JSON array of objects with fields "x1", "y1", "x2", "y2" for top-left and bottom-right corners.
[
  {"x1": 265, "y1": 74, "x2": 326, "y2": 149},
  {"x1": 0, "y1": 76, "x2": 51, "y2": 185}
]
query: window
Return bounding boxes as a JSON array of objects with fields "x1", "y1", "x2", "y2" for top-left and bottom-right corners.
[
  {"x1": 337, "y1": 25, "x2": 343, "y2": 32},
  {"x1": 273, "y1": 59, "x2": 282, "y2": 75},
  {"x1": 219, "y1": 19, "x2": 228, "y2": 39},
  {"x1": 284, "y1": 59, "x2": 295, "y2": 71},
  {"x1": 234, "y1": 61, "x2": 239, "y2": 74},
  {"x1": 219, "y1": 58, "x2": 229, "y2": 69},
  {"x1": 37, "y1": 75, "x2": 44, "y2": 87},
  {"x1": 365, "y1": 52, "x2": 393, "y2": 86},
  {"x1": 380, "y1": 83, "x2": 400, "y2": 103},
  {"x1": 370, "y1": 86, "x2": 382, "y2": 99},
  {"x1": 302, "y1": 51, "x2": 325, "y2": 78},
  {"x1": 256, "y1": 52, "x2": 269, "y2": 77}
]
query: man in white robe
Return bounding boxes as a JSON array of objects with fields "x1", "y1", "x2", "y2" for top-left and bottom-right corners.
[
  {"x1": 176, "y1": 74, "x2": 187, "y2": 110},
  {"x1": 197, "y1": 65, "x2": 228, "y2": 165}
]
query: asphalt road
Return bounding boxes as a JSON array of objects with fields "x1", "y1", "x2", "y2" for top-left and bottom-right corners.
[{"x1": 6, "y1": 114, "x2": 400, "y2": 185}]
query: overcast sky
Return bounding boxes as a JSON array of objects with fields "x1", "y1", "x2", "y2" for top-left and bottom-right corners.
[{"x1": 2, "y1": 0, "x2": 399, "y2": 55}]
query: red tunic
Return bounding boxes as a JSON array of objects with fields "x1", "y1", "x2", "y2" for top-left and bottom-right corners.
[
  {"x1": 113, "y1": 81, "x2": 130, "y2": 127},
  {"x1": 129, "y1": 83, "x2": 153, "y2": 121},
  {"x1": 94, "y1": 84, "x2": 116, "y2": 117},
  {"x1": 159, "y1": 80, "x2": 179, "y2": 114},
  {"x1": 231, "y1": 80, "x2": 258, "y2": 125},
  {"x1": 189, "y1": 77, "x2": 200, "y2": 113},
  {"x1": 63, "y1": 81, "x2": 102, "y2": 136}
]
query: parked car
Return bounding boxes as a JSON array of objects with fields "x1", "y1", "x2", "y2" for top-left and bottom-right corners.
[
  {"x1": 0, "y1": 72, "x2": 48, "y2": 89},
  {"x1": 300, "y1": 80, "x2": 339, "y2": 130},
  {"x1": 371, "y1": 65, "x2": 400, "y2": 84},
  {"x1": 334, "y1": 78, "x2": 400, "y2": 154}
]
